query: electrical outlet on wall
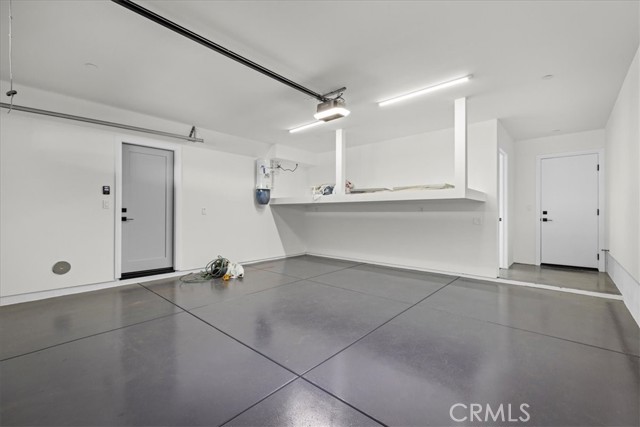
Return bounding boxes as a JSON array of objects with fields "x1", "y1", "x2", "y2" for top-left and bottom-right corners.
[
  {"x1": 102, "y1": 200, "x2": 110, "y2": 209},
  {"x1": 201, "y1": 208, "x2": 207, "y2": 215}
]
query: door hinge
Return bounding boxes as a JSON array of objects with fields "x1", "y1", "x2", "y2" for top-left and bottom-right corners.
[
  {"x1": 597, "y1": 209, "x2": 600, "y2": 216},
  {"x1": 597, "y1": 164, "x2": 600, "y2": 171},
  {"x1": 597, "y1": 254, "x2": 600, "y2": 260}
]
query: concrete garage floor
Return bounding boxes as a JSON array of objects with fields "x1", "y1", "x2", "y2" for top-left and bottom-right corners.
[
  {"x1": 1, "y1": 256, "x2": 638, "y2": 426},
  {"x1": 499, "y1": 263, "x2": 621, "y2": 295}
]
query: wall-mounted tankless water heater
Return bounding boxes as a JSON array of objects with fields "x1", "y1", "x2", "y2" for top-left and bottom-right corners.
[{"x1": 256, "y1": 159, "x2": 272, "y2": 205}]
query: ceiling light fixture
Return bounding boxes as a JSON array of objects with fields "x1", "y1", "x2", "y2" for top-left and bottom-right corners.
[
  {"x1": 289, "y1": 121, "x2": 325, "y2": 133},
  {"x1": 314, "y1": 98, "x2": 351, "y2": 122},
  {"x1": 378, "y1": 75, "x2": 472, "y2": 107}
]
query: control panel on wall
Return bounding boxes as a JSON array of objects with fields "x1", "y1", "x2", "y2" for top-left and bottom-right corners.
[{"x1": 102, "y1": 185, "x2": 111, "y2": 209}]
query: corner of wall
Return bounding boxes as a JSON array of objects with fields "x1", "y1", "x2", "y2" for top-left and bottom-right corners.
[{"x1": 603, "y1": 45, "x2": 639, "y2": 326}]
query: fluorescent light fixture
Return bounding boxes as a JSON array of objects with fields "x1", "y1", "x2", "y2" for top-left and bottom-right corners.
[
  {"x1": 289, "y1": 120, "x2": 325, "y2": 133},
  {"x1": 378, "y1": 75, "x2": 472, "y2": 107},
  {"x1": 314, "y1": 98, "x2": 351, "y2": 121}
]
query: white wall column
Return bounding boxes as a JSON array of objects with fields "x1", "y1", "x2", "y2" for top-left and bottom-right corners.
[
  {"x1": 454, "y1": 97, "x2": 468, "y2": 194},
  {"x1": 335, "y1": 129, "x2": 346, "y2": 195}
]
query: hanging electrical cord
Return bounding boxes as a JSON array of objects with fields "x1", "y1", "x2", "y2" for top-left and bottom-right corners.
[
  {"x1": 180, "y1": 256, "x2": 230, "y2": 283},
  {"x1": 5, "y1": 0, "x2": 18, "y2": 113},
  {"x1": 276, "y1": 163, "x2": 298, "y2": 173}
]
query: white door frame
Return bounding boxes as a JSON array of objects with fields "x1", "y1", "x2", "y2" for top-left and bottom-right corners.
[
  {"x1": 498, "y1": 149, "x2": 509, "y2": 269},
  {"x1": 114, "y1": 135, "x2": 183, "y2": 280},
  {"x1": 535, "y1": 149, "x2": 605, "y2": 271}
]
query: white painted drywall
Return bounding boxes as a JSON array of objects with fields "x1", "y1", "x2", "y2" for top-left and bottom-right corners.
[
  {"x1": 0, "y1": 113, "x2": 116, "y2": 296},
  {"x1": 512, "y1": 129, "x2": 606, "y2": 265},
  {"x1": 307, "y1": 151, "x2": 337, "y2": 189},
  {"x1": 0, "y1": 84, "x2": 305, "y2": 298},
  {"x1": 303, "y1": 120, "x2": 499, "y2": 278},
  {"x1": 267, "y1": 144, "x2": 318, "y2": 167},
  {"x1": 344, "y1": 128, "x2": 455, "y2": 189},
  {"x1": 270, "y1": 158, "x2": 313, "y2": 198},
  {"x1": 605, "y1": 46, "x2": 639, "y2": 325},
  {"x1": 180, "y1": 146, "x2": 306, "y2": 269}
]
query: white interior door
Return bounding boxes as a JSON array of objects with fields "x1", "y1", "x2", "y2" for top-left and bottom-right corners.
[
  {"x1": 121, "y1": 144, "x2": 174, "y2": 276},
  {"x1": 540, "y1": 153, "x2": 599, "y2": 268},
  {"x1": 499, "y1": 150, "x2": 508, "y2": 269}
]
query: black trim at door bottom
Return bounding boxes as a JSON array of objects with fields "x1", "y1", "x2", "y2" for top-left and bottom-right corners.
[
  {"x1": 120, "y1": 267, "x2": 175, "y2": 280},
  {"x1": 540, "y1": 263, "x2": 598, "y2": 272}
]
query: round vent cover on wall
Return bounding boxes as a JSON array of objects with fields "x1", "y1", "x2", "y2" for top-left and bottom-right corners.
[{"x1": 52, "y1": 261, "x2": 71, "y2": 275}]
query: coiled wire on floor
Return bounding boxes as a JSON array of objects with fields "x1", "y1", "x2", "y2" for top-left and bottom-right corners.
[{"x1": 180, "y1": 256, "x2": 229, "y2": 283}]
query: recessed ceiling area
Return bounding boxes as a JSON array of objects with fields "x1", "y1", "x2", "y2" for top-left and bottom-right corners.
[{"x1": 0, "y1": 0, "x2": 638, "y2": 152}]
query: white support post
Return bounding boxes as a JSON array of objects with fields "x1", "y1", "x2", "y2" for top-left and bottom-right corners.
[
  {"x1": 335, "y1": 129, "x2": 346, "y2": 195},
  {"x1": 454, "y1": 97, "x2": 468, "y2": 195}
]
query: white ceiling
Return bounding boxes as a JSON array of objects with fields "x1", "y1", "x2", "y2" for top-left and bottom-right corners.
[{"x1": 0, "y1": 1, "x2": 638, "y2": 152}]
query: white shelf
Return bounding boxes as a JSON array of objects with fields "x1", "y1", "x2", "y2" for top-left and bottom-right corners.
[
  {"x1": 270, "y1": 188, "x2": 486, "y2": 205},
  {"x1": 270, "y1": 97, "x2": 484, "y2": 207}
]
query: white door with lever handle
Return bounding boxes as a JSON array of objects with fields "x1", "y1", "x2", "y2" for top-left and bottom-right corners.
[
  {"x1": 121, "y1": 144, "x2": 174, "y2": 276},
  {"x1": 540, "y1": 153, "x2": 599, "y2": 268}
]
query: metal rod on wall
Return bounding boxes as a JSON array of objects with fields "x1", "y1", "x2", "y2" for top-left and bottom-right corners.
[
  {"x1": 0, "y1": 102, "x2": 204, "y2": 143},
  {"x1": 111, "y1": 0, "x2": 331, "y2": 102}
]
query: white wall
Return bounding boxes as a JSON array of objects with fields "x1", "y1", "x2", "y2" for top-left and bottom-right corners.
[
  {"x1": 0, "y1": 85, "x2": 305, "y2": 298},
  {"x1": 268, "y1": 144, "x2": 319, "y2": 198},
  {"x1": 512, "y1": 129, "x2": 606, "y2": 265},
  {"x1": 497, "y1": 120, "x2": 516, "y2": 267},
  {"x1": 605, "y1": 46, "x2": 639, "y2": 325},
  {"x1": 181, "y1": 146, "x2": 306, "y2": 269},
  {"x1": 0, "y1": 114, "x2": 116, "y2": 296},
  {"x1": 307, "y1": 150, "x2": 337, "y2": 190},
  {"x1": 345, "y1": 128, "x2": 455, "y2": 189},
  {"x1": 301, "y1": 120, "x2": 499, "y2": 278}
]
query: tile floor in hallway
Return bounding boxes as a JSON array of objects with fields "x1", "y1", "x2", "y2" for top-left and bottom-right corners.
[
  {"x1": 499, "y1": 263, "x2": 620, "y2": 295},
  {"x1": 1, "y1": 255, "x2": 638, "y2": 426}
]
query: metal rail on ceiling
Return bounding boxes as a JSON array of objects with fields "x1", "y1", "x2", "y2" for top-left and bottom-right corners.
[
  {"x1": 111, "y1": 0, "x2": 340, "y2": 103},
  {"x1": 0, "y1": 102, "x2": 204, "y2": 143}
]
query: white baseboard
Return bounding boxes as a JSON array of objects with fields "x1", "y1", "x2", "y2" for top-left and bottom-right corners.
[
  {"x1": 2, "y1": 251, "x2": 625, "y2": 307},
  {"x1": 241, "y1": 252, "x2": 306, "y2": 266},
  {"x1": 606, "y1": 252, "x2": 640, "y2": 327},
  {"x1": 307, "y1": 251, "x2": 466, "y2": 277},
  {"x1": 0, "y1": 252, "x2": 303, "y2": 307},
  {"x1": 308, "y1": 252, "x2": 623, "y2": 301},
  {"x1": 0, "y1": 268, "x2": 201, "y2": 306}
]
